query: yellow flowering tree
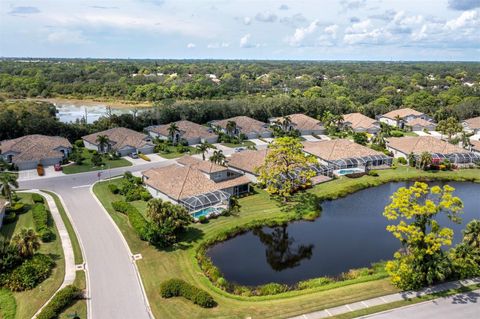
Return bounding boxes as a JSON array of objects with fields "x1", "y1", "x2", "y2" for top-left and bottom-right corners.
[
  {"x1": 383, "y1": 182, "x2": 463, "y2": 289},
  {"x1": 257, "y1": 137, "x2": 316, "y2": 201}
]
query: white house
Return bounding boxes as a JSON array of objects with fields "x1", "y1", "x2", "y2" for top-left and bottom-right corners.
[
  {"x1": 145, "y1": 120, "x2": 218, "y2": 145},
  {"x1": 210, "y1": 116, "x2": 272, "y2": 139},
  {"x1": 378, "y1": 108, "x2": 432, "y2": 129},
  {"x1": 342, "y1": 113, "x2": 380, "y2": 134},
  {"x1": 82, "y1": 127, "x2": 155, "y2": 156},
  {"x1": 269, "y1": 113, "x2": 325, "y2": 135},
  {"x1": 0, "y1": 135, "x2": 72, "y2": 170},
  {"x1": 463, "y1": 116, "x2": 480, "y2": 134},
  {"x1": 405, "y1": 118, "x2": 437, "y2": 132}
]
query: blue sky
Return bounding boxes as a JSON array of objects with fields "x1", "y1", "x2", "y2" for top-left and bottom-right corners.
[{"x1": 0, "y1": 0, "x2": 479, "y2": 60}]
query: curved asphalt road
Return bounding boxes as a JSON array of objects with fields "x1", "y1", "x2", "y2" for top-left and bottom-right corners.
[{"x1": 20, "y1": 161, "x2": 173, "y2": 319}]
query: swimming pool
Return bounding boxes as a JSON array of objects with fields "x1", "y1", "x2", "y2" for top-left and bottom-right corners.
[
  {"x1": 192, "y1": 207, "x2": 224, "y2": 219},
  {"x1": 336, "y1": 168, "x2": 364, "y2": 175}
]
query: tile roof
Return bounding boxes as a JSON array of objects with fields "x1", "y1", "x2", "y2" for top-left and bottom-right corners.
[
  {"x1": 211, "y1": 116, "x2": 270, "y2": 135},
  {"x1": 386, "y1": 136, "x2": 467, "y2": 154},
  {"x1": 142, "y1": 164, "x2": 250, "y2": 200},
  {"x1": 343, "y1": 113, "x2": 379, "y2": 130},
  {"x1": 146, "y1": 120, "x2": 216, "y2": 140},
  {"x1": 382, "y1": 108, "x2": 424, "y2": 120},
  {"x1": 464, "y1": 116, "x2": 480, "y2": 130},
  {"x1": 469, "y1": 140, "x2": 480, "y2": 152},
  {"x1": 0, "y1": 135, "x2": 72, "y2": 163},
  {"x1": 405, "y1": 118, "x2": 436, "y2": 127},
  {"x1": 82, "y1": 127, "x2": 153, "y2": 151},
  {"x1": 303, "y1": 139, "x2": 384, "y2": 161},
  {"x1": 177, "y1": 156, "x2": 226, "y2": 173},
  {"x1": 226, "y1": 149, "x2": 269, "y2": 174},
  {"x1": 271, "y1": 113, "x2": 324, "y2": 131}
]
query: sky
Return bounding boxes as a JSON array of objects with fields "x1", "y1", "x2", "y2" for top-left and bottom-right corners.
[{"x1": 0, "y1": 0, "x2": 479, "y2": 61}]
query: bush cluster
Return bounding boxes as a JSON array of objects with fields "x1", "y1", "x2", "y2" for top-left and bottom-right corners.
[
  {"x1": 32, "y1": 204, "x2": 55, "y2": 242},
  {"x1": 111, "y1": 201, "x2": 150, "y2": 240},
  {"x1": 31, "y1": 193, "x2": 44, "y2": 203},
  {"x1": 37, "y1": 285, "x2": 81, "y2": 319},
  {"x1": 3, "y1": 213, "x2": 16, "y2": 224},
  {"x1": 108, "y1": 184, "x2": 119, "y2": 194},
  {"x1": 0, "y1": 255, "x2": 54, "y2": 291},
  {"x1": 160, "y1": 279, "x2": 216, "y2": 308},
  {"x1": 111, "y1": 201, "x2": 130, "y2": 213}
]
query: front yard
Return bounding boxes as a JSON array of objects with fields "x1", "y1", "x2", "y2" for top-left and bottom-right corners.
[
  {"x1": 92, "y1": 166, "x2": 480, "y2": 319},
  {"x1": 62, "y1": 148, "x2": 132, "y2": 174},
  {"x1": 157, "y1": 144, "x2": 200, "y2": 159}
]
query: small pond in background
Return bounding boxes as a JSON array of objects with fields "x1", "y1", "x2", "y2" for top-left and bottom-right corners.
[
  {"x1": 207, "y1": 181, "x2": 480, "y2": 286},
  {"x1": 54, "y1": 102, "x2": 145, "y2": 123}
]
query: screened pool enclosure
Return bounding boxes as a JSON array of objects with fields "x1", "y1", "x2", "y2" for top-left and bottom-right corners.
[
  {"x1": 180, "y1": 190, "x2": 230, "y2": 212},
  {"x1": 329, "y1": 154, "x2": 393, "y2": 169}
]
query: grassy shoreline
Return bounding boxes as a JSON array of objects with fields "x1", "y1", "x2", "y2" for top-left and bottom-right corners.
[{"x1": 93, "y1": 167, "x2": 480, "y2": 318}]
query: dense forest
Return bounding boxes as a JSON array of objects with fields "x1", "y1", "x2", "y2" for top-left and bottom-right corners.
[{"x1": 0, "y1": 59, "x2": 479, "y2": 141}]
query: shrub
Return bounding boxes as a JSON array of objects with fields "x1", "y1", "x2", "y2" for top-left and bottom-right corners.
[
  {"x1": 125, "y1": 189, "x2": 142, "y2": 202},
  {"x1": 297, "y1": 277, "x2": 333, "y2": 290},
  {"x1": 160, "y1": 278, "x2": 216, "y2": 308},
  {"x1": 36, "y1": 285, "x2": 81, "y2": 319},
  {"x1": 390, "y1": 130, "x2": 404, "y2": 137},
  {"x1": 74, "y1": 140, "x2": 84, "y2": 148},
  {"x1": 8, "y1": 203, "x2": 25, "y2": 213},
  {"x1": 126, "y1": 204, "x2": 150, "y2": 241},
  {"x1": 367, "y1": 170, "x2": 379, "y2": 177},
  {"x1": 31, "y1": 194, "x2": 44, "y2": 203},
  {"x1": 108, "y1": 184, "x2": 119, "y2": 194},
  {"x1": 111, "y1": 201, "x2": 130, "y2": 213},
  {"x1": 257, "y1": 283, "x2": 288, "y2": 296},
  {"x1": 3, "y1": 213, "x2": 16, "y2": 224},
  {"x1": 198, "y1": 216, "x2": 208, "y2": 224},
  {"x1": 397, "y1": 157, "x2": 407, "y2": 165},
  {"x1": 32, "y1": 204, "x2": 54, "y2": 242},
  {"x1": 140, "y1": 191, "x2": 152, "y2": 201},
  {"x1": 0, "y1": 254, "x2": 54, "y2": 291}
]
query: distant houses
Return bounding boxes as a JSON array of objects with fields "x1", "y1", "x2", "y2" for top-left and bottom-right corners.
[
  {"x1": 386, "y1": 136, "x2": 479, "y2": 164},
  {"x1": 463, "y1": 116, "x2": 480, "y2": 134},
  {"x1": 269, "y1": 114, "x2": 325, "y2": 135},
  {"x1": 145, "y1": 120, "x2": 217, "y2": 145},
  {"x1": 404, "y1": 118, "x2": 437, "y2": 132},
  {"x1": 0, "y1": 134, "x2": 72, "y2": 170},
  {"x1": 226, "y1": 149, "x2": 269, "y2": 182},
  {"x1": 302, "y1": 139, "x2": 392, "y2": 169},
  {"x1": 342, "y1": 113, "x2": 380, "y2": 134},
  {"x1": 378, "y1": 108, "x2": 434, "y2": 130},
  {"x1": 210, "y1": 116, "x2": 272, "y2": 139},
  {"x1": 142, "y1": 156, "x2": 250, "y2": 212},
  {"x1": 82, "y1": 127, "x2": 155, "y2": 156}
]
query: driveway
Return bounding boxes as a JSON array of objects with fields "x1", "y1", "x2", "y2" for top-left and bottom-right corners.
[
  {"x1": 358, "y1": 289, "x2": 480, "y2": 319},
  {"x1": 250, "y1": 138, "x2": 269, "y2": 146},
  {"x1": 123, "y1": 153, "x2": 167, "y2": 165},
  {"x1": 19, "y1": 160, "x2": 175, "y2": 319},
  {"x1": 303, "y1": 135, "x2": 321, "y2": 142},
  {"x1": 18, "y1": 166, "x2": 64, "y2": 181}
]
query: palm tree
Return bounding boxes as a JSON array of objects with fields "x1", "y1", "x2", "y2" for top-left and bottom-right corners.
[
  {"x1": 196, "y1": 141, "x2": 216, "y2": 160},
  {"x1": 407, "y1": 152, "x2": 416, "y2": 167},
  {"x1": 96, "y1": 135, "x2": 110, "y2": 154},
  {"x1": 209, "y1": 150, "x2": 226, "y2": 166},
  {"x1": 394, "y1": 115, "x2": 402, "y2": 128},
  {"x1": 462, "y1": 220, "x2": 480, "y2": 248},
  {"x1": 372, "y1": 132, "x2": 386, "y2": 148},
  {"x1": 226, "y1": 121, "x2": 237, "y2": 137},
  {"x1": 418, "y1": 151, "x2": 433, "y2": 170},
  {"x1": 12, "y1": 228, "x2": 40, "y2": 258},
  {"x1": 0, "y1": 158, "x2": 9, "y2": 172},
  {"x1": 0, "y1": 171, "x2": 18, "y2": 203},
  {"x1": 380, "y1": 122, "x2": 392, "y2": 137},
  {"x1": 168, "y1": 123, "x2": 180, "y2": 145},
  {"x1": 281, "y1": 116, "x2": 292, "y2": 132}
]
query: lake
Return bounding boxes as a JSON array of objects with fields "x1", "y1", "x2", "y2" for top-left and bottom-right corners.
[
  {"x1": 207, "y1": 181, "x2": 480, "y2": 286},
  {"x1": 53, "y1": 101, "x2": 146, "y2": 123}
]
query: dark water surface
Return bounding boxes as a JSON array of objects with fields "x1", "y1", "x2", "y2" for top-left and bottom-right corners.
[{"x1": 207, "y1": 182, "x2": 480, "y2": 286}]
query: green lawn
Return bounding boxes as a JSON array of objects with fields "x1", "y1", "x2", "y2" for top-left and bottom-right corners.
[
  {"x1": 220, "y1": 140, "x2": 255, "y2": 148},
  {"x1": 63, "y1": 148, "x2": 131, "y2": 174},
  {"x1": 158, "y1": 145, "x2": 199, "y2": 159},
  {"x1": 58, "y1": 271, "x2": 87, "y2": 319},
  {"x1": 0, "y1": 194, "x2": 65, "y2": 319},
  {"x1": 93, "y1": 166, "x2": 480, "y2": 319}
]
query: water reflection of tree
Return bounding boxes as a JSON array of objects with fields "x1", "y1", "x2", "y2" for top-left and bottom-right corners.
[{"x1": 253, "y1": 225, "x2": 314, "y2": 271}]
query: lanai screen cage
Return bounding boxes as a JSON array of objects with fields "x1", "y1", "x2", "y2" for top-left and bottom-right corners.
[
  {"x1": 330, "y1": 154, "x2": 393, "y2": 169},
  {"x1": 180, "y1": 190, "x2": 230, "y2": 212},
  {"x1": 421, "y1": 152, "x2": 480, "y2": 165}
]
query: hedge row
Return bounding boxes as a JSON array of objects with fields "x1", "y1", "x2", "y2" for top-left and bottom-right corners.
[
  {"x1": 111, "y1": 201, "x2": 149, "y2": 241},
  {"x1": 160, "y1": 279, "x2": 216, "y2": 308},
  {"x1": 32, "y1": 204, "x2": 55, "y2": 242},
  {"x1": 0, "y1": 254, "x2": 54, "y2": 291},
  {"x1": 36, "y1": 285, "x2": 81, "y2": 319},
  {"x1": 32, "y1": 193, "x2": 44, "y2": 203}
]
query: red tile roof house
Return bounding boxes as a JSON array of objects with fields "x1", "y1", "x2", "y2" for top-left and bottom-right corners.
[
  {"x1": 0, "y1": 198, "x2": 8, "y2": 229},
  {"x1": 463, "y1": 116, "x2": 480, "y2": 134},
  {"x1": 210, "y1": 116, "x2": 272, "y2": 139},
  {"x1": 142, "y1": 156, "x2": 250, "y2": 213},
  {"x1": 145, "y1": 120, "x2": 218, "y2": 145},
  {"x1": 269, "y1": 113, "x2": 325, "y2": 135},
  {"x1": 470, "y1": 140, "x2": 480, "y2": 155},
  {"x1": 386, "y1": 136, "x2": 479, "y2": 165},
  {"x1": 0, "y1": 135, "x2": 72, "y2": 170},
  {"x1": 404, "y1": 118, "x2": 437, "y2": 132},
  {"x1": 342, "y1": 113, "x2": 380, "y2": 134},
  {"x1": 377, "y1": 108, "x2": 434, "y2": 130},
  {"x1": 82, "y1": 127, "x2": 155, "y2": 156}
]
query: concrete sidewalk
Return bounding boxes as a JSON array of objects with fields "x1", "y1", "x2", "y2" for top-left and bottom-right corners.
[
  {"x1": 290, "y1": 277, "x2": 480, "y2": 319},
  {"x1": 20, "y1": 190, "x2": 77, "y2": 318}
]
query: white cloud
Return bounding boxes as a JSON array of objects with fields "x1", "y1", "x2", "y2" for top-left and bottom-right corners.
[
  {"x1": 240, "y1": 33, "x2": 252, "y2": 48},
  {"x1": 47, "y1": 30, "x2": 89, "y2": 44},
  {"x1": 279, "y1": 4, "x2": 289, "y2": 10},
  {"x1": 187, "y1": 43, "x2": 196, "y2": 48},
  {"x1": 343, "y1": 19, "x2": 393, "y2": 45},
  {"x1": 445, "y1": 10, "x2": 479, "y2": 29},
  {"x1": 324, "y1": 24, "x2": 339, "y2": 39},
  {"x1": 286, "y1": 20, "x2": 319, "y2": 46},
  {"x1": 255, "y1": 11, "x2": 277, "y2": 23},
  {"x1": 207, "y1": 42, "x2": 230, "y2": 48},
  {"x1": 243, "y1": 17, "x2": 252, "y2": 25}
]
